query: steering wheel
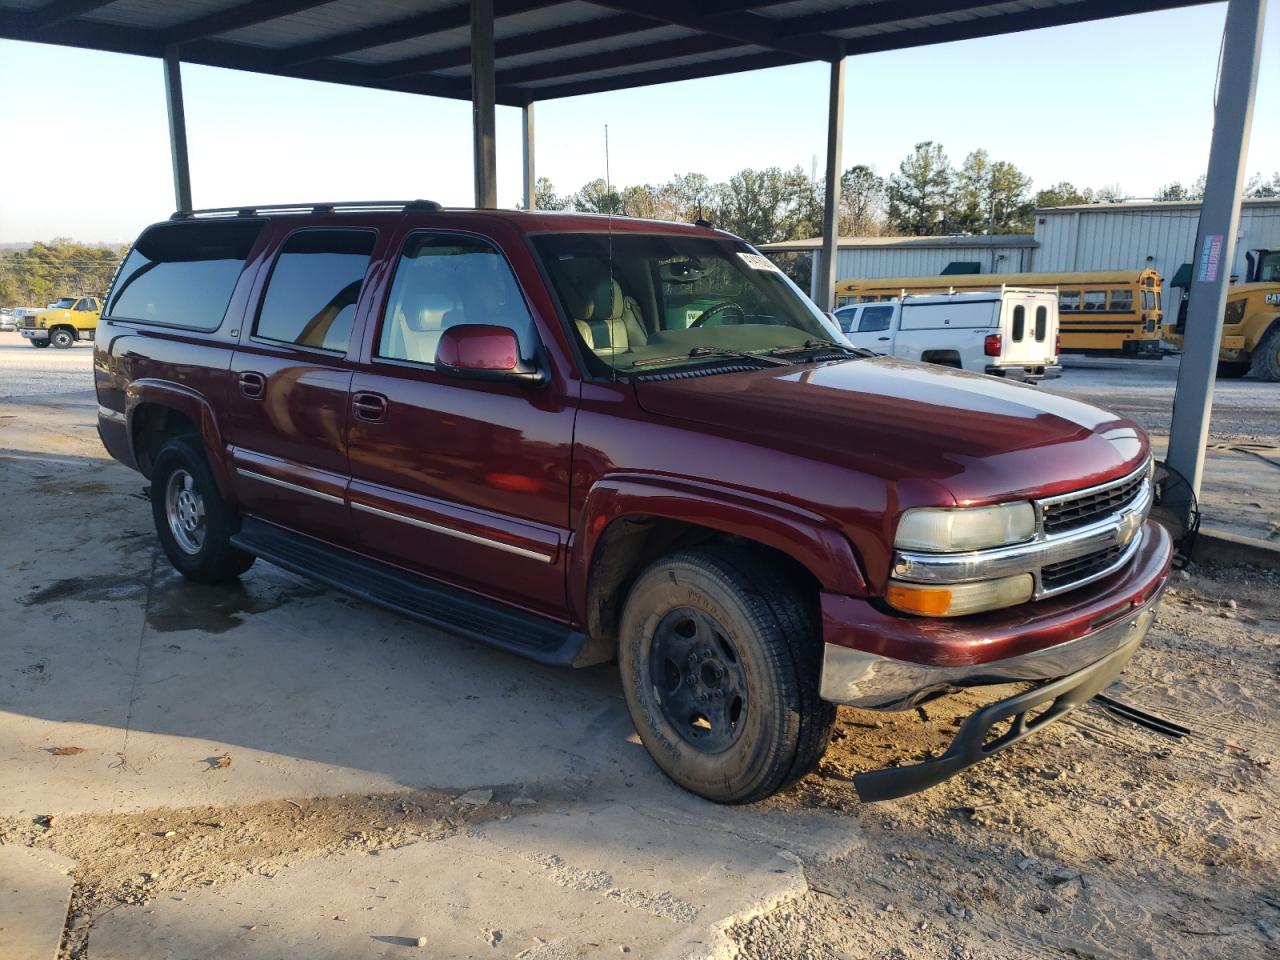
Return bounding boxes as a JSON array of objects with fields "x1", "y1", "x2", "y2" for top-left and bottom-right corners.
[{"x1": 689, "y1": 300, "x2": 746, "y2": 328}]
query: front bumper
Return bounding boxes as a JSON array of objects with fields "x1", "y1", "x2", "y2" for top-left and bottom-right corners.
[
  {"x1": 817, "y1": 520, "x2": 1171, "y2": 801},
  {"x1": 820, "y1": 521, "x2": 1171, "y2": 709},
  {"x1": 19, "y1": 327, "x2": 48, "y2": 341},
  {"x1": 852, "y1": 611, "x2": 1149, "y2": 802}
]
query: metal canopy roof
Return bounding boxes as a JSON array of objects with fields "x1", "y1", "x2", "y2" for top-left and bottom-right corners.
[{"x1": 1, "y1": 0, "x2": 1212, "y2": 106}]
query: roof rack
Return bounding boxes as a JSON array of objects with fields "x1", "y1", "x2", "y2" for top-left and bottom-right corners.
[{"x1": 170, "y1": 199, "x2": 443, "y2": 220}]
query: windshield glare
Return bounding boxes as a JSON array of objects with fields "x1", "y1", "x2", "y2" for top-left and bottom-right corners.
[
  {"x1": 533, "y1": 233, "x2": 839, "y2": 373},
  {"x1": 50, "y1": 298, "x2": 75, "y2": 309}
]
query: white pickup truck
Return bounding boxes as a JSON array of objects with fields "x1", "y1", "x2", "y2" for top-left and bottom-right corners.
[{"x1": 834, "y1": 289, "x2": 1061, "y2": 382}]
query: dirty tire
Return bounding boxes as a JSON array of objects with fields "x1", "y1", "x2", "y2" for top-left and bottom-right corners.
[
  {"x1": 618, "y1": 546, "x2": 834, "y2": 804},
  {"x1": 1250, "y1": 324, "x2": 1280, "y2": 382},
  {"x1": 50, "y1": 328, "x2": 75, "y2": 349},
  {"x1": 1216, "y1": 361, "x2": 1250, "y2": 379},
  {"x1": 31, "y1": 338, "x2": 49, "y2": 348},
  {"x1": 150, "y1": 435, "x2": 255, "y2": 583}
]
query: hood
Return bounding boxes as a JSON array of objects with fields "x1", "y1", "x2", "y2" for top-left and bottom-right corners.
[{"x1": 633, "y1": 356, "x2": 1148, "y2": 505}]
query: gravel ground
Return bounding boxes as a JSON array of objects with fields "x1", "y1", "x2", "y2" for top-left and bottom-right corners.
[
  {"x1": 0, "y1": 332, "x2": 95, "y2": 399},
  {"x1": 1046, "y1": 355, "x2": 1279, "y2": 446}
]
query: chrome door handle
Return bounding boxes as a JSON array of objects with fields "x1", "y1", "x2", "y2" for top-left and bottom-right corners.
[
  {"x1": 238, "y1": 371, "x2": 266, "y2": 399},
  {"x1": 352, "y1": 392, "x2": 387, "y2": 423}
]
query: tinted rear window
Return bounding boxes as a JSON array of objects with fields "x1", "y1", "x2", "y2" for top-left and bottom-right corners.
[
  {"x1": 254, "y1": 229, "x2": 375, "y2": 352},
  {"x1": 107, "y1": 220, "x2": 263, "y2": 331}
]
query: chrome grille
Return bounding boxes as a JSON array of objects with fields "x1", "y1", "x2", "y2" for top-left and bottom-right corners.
[
  {"x1": 1042, "y1": 471, "x2": 1145, "y2": 534},
  {"x1": 1041, "y1": 545, "x2": 1124, "y2": 591}
]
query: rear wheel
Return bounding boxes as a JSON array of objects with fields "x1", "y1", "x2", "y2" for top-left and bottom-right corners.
[
  {"x1": 617, "y1": 545, "x2": 834, "y2": 804},
  {"x1": 50, "y1": 328, "x2": 75, "y2": 349},
  {"x1": 31, "y1": 339, "x2": 49, "y2": 348},
  {"x1": 1250, "y1": 326, "x2": 1280, "y2": 382},
  {"x1": 150, "y1": 435, "x2": 255, "y2": 583}
]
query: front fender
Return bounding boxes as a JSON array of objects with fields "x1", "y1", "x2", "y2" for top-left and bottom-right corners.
[
  {"x1": 569, "y1": 475, "x2": 869, "y2": 626},
  {"x1": 125, "y1": 379, "x2": 233, "y2": 499}
]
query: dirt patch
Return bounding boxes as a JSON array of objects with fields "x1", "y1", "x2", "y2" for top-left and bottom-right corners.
[
  {"x1": 737, "y1": 562, "x2": 1280, "y2": 959},
  {"x1": 0, "y1": 788, "x2": 521, "y2": 960}
]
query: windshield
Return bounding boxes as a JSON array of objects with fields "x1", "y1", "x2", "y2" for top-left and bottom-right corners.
[
  {"x1": 532, "y1": 233, "x2": 840, "y2": 374},
  {"x1": 50, "y1": 298, "x2": 75, "y2": 309}
]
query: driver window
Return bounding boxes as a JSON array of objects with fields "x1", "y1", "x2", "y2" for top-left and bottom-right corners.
[
  {"x1": 857, "y1": 305, "x2": 893, "y2": 333},
  {"x1": 377, "y1": 233, "x2": 537, "y2": 366}
]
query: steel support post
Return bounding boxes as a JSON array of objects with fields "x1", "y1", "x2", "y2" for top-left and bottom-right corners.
[
  {"x1": 817, "y1": 55, "x2": 845, "y2": 312},
  {"x1": 522, "y1": 101, "x2": 535, "y2": 210},
  {"x1": 163, "y1": 48, "x2": 192, "y2": 213},
  {"x1": 1165, "y1": 0, "x2": 1266, "y2": 517},
  {"x1": 470, "y1": 0, "x2": 497, "y2": 209}
]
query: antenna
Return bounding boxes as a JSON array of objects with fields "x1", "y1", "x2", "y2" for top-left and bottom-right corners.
[{"x1": 605, "y1": 124, "x2": 616, "y2": 380}]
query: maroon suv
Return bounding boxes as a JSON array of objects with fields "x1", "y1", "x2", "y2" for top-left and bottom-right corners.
[{"x1": 94, "y1": 202, "x2": 1171, "y2": 803}]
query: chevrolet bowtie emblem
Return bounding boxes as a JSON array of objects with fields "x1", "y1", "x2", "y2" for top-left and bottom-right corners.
[{"x1": 1117, "y1": 511, "x2": 1143, "y2": 546}]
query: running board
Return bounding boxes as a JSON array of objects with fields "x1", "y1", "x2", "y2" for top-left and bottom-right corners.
[{"x1": 232, "y1": 517, "x2": 587, "y2": 667}]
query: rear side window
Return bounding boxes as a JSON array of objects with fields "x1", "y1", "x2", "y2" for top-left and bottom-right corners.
[
  {"x1": 107, "y1": 220, "x2": 263, "y2": 330},
  {"x1": 1083, "y1": 290, "x2": 1108, "y2": 311},
  {"x1": 857, "y1": 305, "x2": 894, "y2": 333},
  {"x1": 1059, "y1": 291, "x2": 1081, "y2": 311},
  {"x1": 1109, "y1": 288, "x2": 1134, "y2": 311},
  {"x1": 255, "y1": 230, "x2": 375, "y2": 352},
  {"x1": 1035, "y1": 305, "x2": 1048, "y2": 341},
  {"x1": 1011, "y1": 304, "x2": 1025, "y2": 341}
]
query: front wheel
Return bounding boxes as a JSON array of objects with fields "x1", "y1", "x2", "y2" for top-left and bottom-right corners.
[
  {"x1": 1251, "y1": 326, "x2": 1280, "y2": 382},
  {"x1": 150, "y1": 435, "x2": 255, "y2": 583},
  {"x1": 50, "y1": 328, "x2": 75, "y2": 349},
  {"x1": 618, "y1": 546, "x2": 834, "y2": 804}
]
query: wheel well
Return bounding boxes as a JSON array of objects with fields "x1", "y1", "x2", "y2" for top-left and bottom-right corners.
[
  {"x1": 132, "y1": 405, "x2": 199, "y2": 478},
  {"x1": 584, "y1": 516, "x2": 821, "y2": 661},
  {"x1": 920, "y1": 349, "x2": 962, "y2": 368},
  {"x1": 49, "y1": 323, "x2": 77, "y2": 337}
]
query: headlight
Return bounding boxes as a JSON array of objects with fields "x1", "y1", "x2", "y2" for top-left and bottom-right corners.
[
  {"x1": 895, "y1": 502, "x2": 1035, "y2": 553},
  {"x1": 887, "y1": 574, "x2": 1034, "y2": 617}
]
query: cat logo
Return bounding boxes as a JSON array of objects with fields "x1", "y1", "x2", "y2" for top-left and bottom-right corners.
[{"x1": 1266, "y1": 292, "x2": 1280, "y2": 306}]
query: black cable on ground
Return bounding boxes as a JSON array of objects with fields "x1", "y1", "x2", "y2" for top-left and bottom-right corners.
[{"x1": 1152, "y1": 460, "x2": 1200, "y2": 568}]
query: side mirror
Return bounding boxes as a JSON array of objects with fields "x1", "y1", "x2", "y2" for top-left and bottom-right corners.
[{"x1": 435, "y1": 324, "x2": 545, "y2": 385}]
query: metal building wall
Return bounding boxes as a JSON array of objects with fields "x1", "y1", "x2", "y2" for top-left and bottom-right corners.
[
  {"x1": 835, "y1": 243, "x2": 1033, "y2": 280},
  {"x1": 1032, "y1": 202, "x2": 1280, "y2": 282}
]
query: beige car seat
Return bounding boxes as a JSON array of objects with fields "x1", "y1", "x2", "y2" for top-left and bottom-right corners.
[
  {"x1": 387, "y1": 290, "x2": 455, "y2": 364},
  {"x1": 563, "y1": 262, "x2": 648, "y2": 356}
]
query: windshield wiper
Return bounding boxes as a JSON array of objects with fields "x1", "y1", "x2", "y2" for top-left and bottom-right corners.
[
  {"x1": 767, "y1": 339, "x2": 876, "y2": 359},
  {"x1": 631, "y1": 346, "x2": 794, "y2": 369}
]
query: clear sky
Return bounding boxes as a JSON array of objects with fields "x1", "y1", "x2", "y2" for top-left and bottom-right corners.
[{"x1": 0, "y1": 2, "x2": 1276, "y2": 244}]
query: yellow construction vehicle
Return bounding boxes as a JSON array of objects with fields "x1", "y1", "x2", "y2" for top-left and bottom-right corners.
[{"x1": 1165, "y1": 249, "x2": 1280, "y2": 380}]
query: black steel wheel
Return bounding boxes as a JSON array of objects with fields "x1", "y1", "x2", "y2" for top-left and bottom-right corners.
[
  {"x1": 648, "y1": 607, "x2": 750, "y2": 754},
  {"x1": 50, "y1": 328, "x2": 75, "y2": 349},
  {"x1": 618, "y1": 545, "x2": 834, "y2": 804}
]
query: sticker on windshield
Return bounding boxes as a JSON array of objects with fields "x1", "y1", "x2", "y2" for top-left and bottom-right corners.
[{"x1": 737, "y1": 252, "x2": 781, "y2": 273}]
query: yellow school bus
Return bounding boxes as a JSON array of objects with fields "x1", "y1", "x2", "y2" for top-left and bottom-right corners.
[{"x1": 835, "y1": 269, "x2": 1164, "y2": 357}]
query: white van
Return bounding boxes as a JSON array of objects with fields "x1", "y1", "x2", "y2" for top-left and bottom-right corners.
[{"x1": 834, "y1": 289, "x2": 1061, "y2": 382}]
